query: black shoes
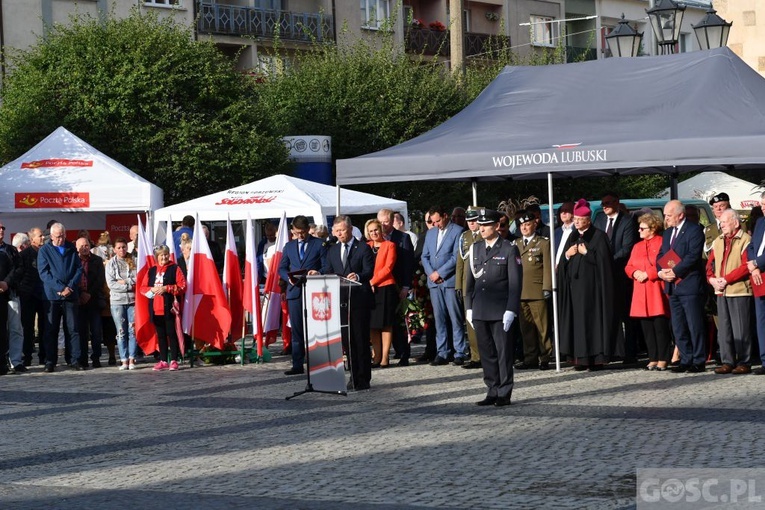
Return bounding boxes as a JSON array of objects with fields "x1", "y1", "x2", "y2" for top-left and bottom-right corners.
[
  {"x1": 753, "y1": 366, "x2": 765, "y2": 375},
  {"x1": 539, "y1": 361, "x2": 550, "y2": 371},
  {"x1": 475, "y1": 396, "x2": 497, "y2": 406},
  {"x1": 74, "y1": 362, "x2": 87, "y2": 371},
  {"x1": 0, "y1": 365, "x2": 8, "y2": 376},
  {"x1": 44, "y1": 364, "x2": 55, "y2": 373},
  {"x1": 494, "y1": 396, "x2": 512, "y2": 407},
  {"x1": 514, "y1": 362, "x2": 538, "y2": 370},
  {"x1": 108, "y1": 357, "x2": 117, "y2": 366},
  {"x1": 397, "y1": 358, "x2": 410, "y2": 367},
  {"x1": 284, "y1": 368, "x2": 304, "y2": 376},
  {"x1": 415, "y1": 355, "x2": 434, "y2": 364},
  {"x1": 91, "y1": 360, "x2": 102, "y2": 369},
  {"x1": 430, "y1": 356, "x2": 449, "y2": 366},
  {"x1": 347, "y1": 380, "x2": 370, "y2": 391},
  {"x1": 462, "y1": 361, "x2": 482, "y2": 369},
  {"x1": 671, "y1": 364, "x2": 705, "y2": 373},
  {"x1": 13, "y1": 365, "x2": 28, "y2": 373},
  {"x1": 452, "y1": 357, "x2": 465, "y2": 366}
]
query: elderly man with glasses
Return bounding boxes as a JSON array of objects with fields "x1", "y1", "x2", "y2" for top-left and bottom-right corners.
[{"x1": 37, "y1": 223, "x2": 84, "y2": 372}]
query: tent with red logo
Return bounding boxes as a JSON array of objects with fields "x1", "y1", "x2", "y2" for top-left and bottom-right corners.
[
  {"x1": 0, "y1": 126, "x2": 163, "y2": 238},
  {"x1": 151, "y1": 173, "x2": 407, "y2": 229}
]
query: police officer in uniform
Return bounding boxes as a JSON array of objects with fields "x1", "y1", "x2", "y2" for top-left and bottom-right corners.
[
  {"x1": 513, "y1": 212, "x2": 553, "y2": 370},
  {"x1": 465, "y1": 209, "x2": 522, "y2": 407},
  {"x1": 455, "y1": 206, "x2": 483, "y2": 369}
]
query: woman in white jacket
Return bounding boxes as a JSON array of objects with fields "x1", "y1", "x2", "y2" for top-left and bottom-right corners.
[{"x1": 106, "y1": 237, "x2": 137, "y2": 370}]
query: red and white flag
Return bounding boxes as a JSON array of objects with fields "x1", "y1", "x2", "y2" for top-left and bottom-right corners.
[
  {"x1": 223, "y1": 215, "x2": 244, "y2": 341},
  {"x1": 135, "y1": 215, "x2": 157, "y2": 354},
  {"x1": 242, "y1": 213, "x2": 264, "y2": 355},
  {"x1": 263, "y1": 211, "x2": 289, "y2": 334},
  {"x1": 166, "y1": 217, "x2": 177, "y2": 264},
  {"x1": 182, "y1": 216, "x2": 231, "y2": 350}
]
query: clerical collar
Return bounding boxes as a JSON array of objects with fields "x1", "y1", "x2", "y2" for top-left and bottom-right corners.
[{"x1": 577, "y1": 226, "x2": 590, "y2": 236}]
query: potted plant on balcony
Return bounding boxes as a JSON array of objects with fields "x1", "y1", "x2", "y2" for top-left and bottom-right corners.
[
  {"x1": 429, "y1": 20, "x2": 446, "y2": 32},
  {"x1": 412, "y1": 18, "x2": 424, "y2": 29},
  {"x1": 485, "y1": 12, "x2": 499, "y2": 22}
]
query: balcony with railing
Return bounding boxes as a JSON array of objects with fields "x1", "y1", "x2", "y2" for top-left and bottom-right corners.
[
  {"x1": 404, "y1": 28, "x2": 511, "y2": 58},
  {"x1": 197, "y1": 1, "x2": 334, "y2": 42}
]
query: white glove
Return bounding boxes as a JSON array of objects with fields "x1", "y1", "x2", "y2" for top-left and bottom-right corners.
[
  {"x1": 502, "y1": 311, "x2": 516, "y2": 332},
  {"x1": 466, "y1": 309, "x2": 473, "y2": 328}
]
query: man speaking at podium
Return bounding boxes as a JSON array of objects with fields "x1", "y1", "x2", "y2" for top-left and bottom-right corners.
[
  {"x1": 279, "y1": 215, "x2": 326, "y2": 376},
  {"x1": 314, "y1": 215, "x2": 375, "y2": 391}
]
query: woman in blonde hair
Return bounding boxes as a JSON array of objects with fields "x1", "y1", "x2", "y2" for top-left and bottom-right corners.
[
  {"x1": 365, "y1": 218, "x2": 397, "y2": 368},
  {"x1": 106, "y1": 237, "x2": 138, "y2": 370},
  {"x1": 92, "y1": 231, "x2": 115, "y2": 260}
]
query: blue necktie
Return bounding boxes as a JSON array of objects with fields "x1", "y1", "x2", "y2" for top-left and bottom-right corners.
[{"x1": 299, "y1": 241, "x2": 305, "y2": 261}]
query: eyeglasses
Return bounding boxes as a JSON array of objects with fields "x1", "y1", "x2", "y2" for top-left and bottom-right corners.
[
  {"x1": 0, "y1": 226, "x2": 6, "y2": 230},
  {"x1": 638, "y1": 227, "x2": 650, "y2": 231}
]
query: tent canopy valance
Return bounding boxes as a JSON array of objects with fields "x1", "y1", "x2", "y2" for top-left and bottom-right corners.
[
  {"x1": 336, "y1": 47, "x2": 765, "y2": 185},
  {"x1": 152, "y1": 174, "x2": 408, "y2": 228}
]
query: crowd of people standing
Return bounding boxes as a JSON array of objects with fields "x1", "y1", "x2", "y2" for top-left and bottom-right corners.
[{"x1": 5, "y1": 190, "x2": 765, "y2": 407}]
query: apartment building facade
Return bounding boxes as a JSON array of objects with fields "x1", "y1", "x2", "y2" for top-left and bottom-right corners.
[
  {"x1": 716, "y1": 0, "x2": 765, "y2": 77},
  {"x1": 0, "y1": 0, "x2": 746, "y2": 77}
]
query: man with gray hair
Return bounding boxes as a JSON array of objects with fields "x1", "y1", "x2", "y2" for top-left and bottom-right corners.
[
  {"x1": 658, "y1": 200, "x2": 707, "y2": 373},
  {"x1": 707, "y1": 209, "x2": 754, "y2": 374},
  {"x1": 37, "y1": 223, "x2": 84, "y2": 372},
  {"x1": 19, "y1": 227, "x2": 46, "y2": 366}
]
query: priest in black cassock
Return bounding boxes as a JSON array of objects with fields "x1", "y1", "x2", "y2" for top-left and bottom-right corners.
[{"x1": 557, "y1": 199, "x2": 621, "y2": 370}]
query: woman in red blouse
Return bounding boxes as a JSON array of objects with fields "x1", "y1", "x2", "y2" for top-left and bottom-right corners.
[
  {"x1": 140, "y1": 245, "x2": 186, "y2": 371},
  {"x1": 625, "y1": 213, "x2": 671, "y2": 370},
  {"x1": 365, "y1": 219, "x2": 397, "y2": 368}
]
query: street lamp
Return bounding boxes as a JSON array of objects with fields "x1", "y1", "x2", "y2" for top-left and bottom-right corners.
[
  {"x1": 646, "y1": 0, "x2": 686, "y2": 54},
  {"x1": 605, "y1": 14, "x2": 644, "y2": 58},
  {"x1": 692, "y1": 5, "x2": 732, "y2": 50}
]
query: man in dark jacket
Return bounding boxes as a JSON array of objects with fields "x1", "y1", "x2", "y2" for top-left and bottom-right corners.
[
  {"x1": 75, "y1": 237, "x2": 106, "y2": 368},
  {"x1": 38, "y1": 223, "x2": 83, "y2": 372},
  {"x1": 19, "y1": 227, "x2": 46, "y2": 366}
]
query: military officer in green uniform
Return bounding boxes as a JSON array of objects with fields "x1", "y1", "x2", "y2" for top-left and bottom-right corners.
[
  {"x1": 704, "y1": 192, "x2": 730, "y2": 256},
  {"x1": 513, "y1": 211, "x2": 553, "y2": 370},
  {"x1": 455, "y1": 206, "x2": 483, "y2": 369}
]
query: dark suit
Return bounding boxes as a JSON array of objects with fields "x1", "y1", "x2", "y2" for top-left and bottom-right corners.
[
  {"x1": 278, "y1": 236, "x2": 325, "y2": 371},
  {"x1": 0, "y1": 247, "x2": 13, "y2": 373},
  {"x1": 77, "y1": 253, "x2": 106, "y2": 366},
  {"x1": 595, "y1": 212, "x2": 638, "y2": 359},
  {"x1": 387, "y1": 229, "x2": 414, "y2": 362},
  {"x1": 322, "y1": 238, "x2": 375, "y2": 388},
  {"x1": 746, "y1": 218, "x2": 765, "y2": 368},
  {"x1": 657, "y1": 220, "x2": 707, "y2": 366},
  {"x1": 465, "y1": 237, "x2": 522, "y2": 400}
]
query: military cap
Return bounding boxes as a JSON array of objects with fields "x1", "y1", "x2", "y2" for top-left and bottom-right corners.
[
  {"x1": 709, "y1": 192, "x2": 730, "y2": 205},
  {"x1": 465, "y1": 207, "x2": 482, "y2": 222},
  {"x1": 476, "y1": 209, "x2": 501, "y2": 225},
  {"x1": 516, "y1": 212, "x2": 535, "y2": 227}
]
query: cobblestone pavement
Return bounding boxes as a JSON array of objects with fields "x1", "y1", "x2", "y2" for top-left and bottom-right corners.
[{"x1": 1, "y1": 345, "x2": 764, "y2": 509}]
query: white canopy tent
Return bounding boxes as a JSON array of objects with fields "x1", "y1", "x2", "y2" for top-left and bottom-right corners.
[
  {"x1": 659, "y1": 171, "x2": 764, "y2": 210},
  {"x1": 0, "y1": 126, "x2": 163, "y2": 235},
  {"x1": 152, "y1": 174, "x2": 408, "y2": 230}
]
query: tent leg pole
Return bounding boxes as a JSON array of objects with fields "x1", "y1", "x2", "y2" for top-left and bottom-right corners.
[
  {"x1": 547, "y1": 173, "x2": 561, "y2": 373},
  {"x1": 336, "y1": 185, "x2": 341, "y2": 217},
  {"x1": 471, "y1": 180, "x2": 477, "y2": 206},
  {"x1": 669, "y1": 171, "x2": 678, "y2": 200}
]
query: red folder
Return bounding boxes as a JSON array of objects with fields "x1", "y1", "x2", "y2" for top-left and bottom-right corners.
[
  {"x1": 658, "y1": 249, "x2": 683, "y2": 285},
  {"x1": 658, "y1": 249, "x2": 681, "y2": 270},
  {"x1": 751, "y1": 275, "x2": 765, "y2": 297}
]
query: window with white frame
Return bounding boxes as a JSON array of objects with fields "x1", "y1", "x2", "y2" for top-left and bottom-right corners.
[
  {"x1": 361, "y1": 0, "x2": 391, "y2": 29},
  {"x1": 530, "y1": 15, "x2": 558, "y2": 47}
]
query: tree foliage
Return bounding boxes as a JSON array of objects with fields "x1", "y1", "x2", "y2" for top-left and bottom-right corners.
[{"x1": 0, "y1": 9, "x2": 288, "y2": 204}]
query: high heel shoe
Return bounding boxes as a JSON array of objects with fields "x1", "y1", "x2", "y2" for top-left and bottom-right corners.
[{"x1": 644, "y1": 364, "x2": 658, "y2": 371}]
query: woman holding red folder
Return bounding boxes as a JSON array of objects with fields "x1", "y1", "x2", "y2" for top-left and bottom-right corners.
[{"x1": 625, "y1": 213, "x2": 672, "y2": 370}]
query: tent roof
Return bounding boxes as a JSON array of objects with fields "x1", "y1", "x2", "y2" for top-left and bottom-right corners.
[
  {"x1": 659, "y1": 171, "x2": 765, "y2": 210},
  {"x1": 152, "y1": 174, "x2": 408, "y2": 226},
  {"x1": 0, "y1": 126, "x2": 163, "y2": 212},
  {"x1": 336, "y1": 47, "x2": 765, "y2": 185}
]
